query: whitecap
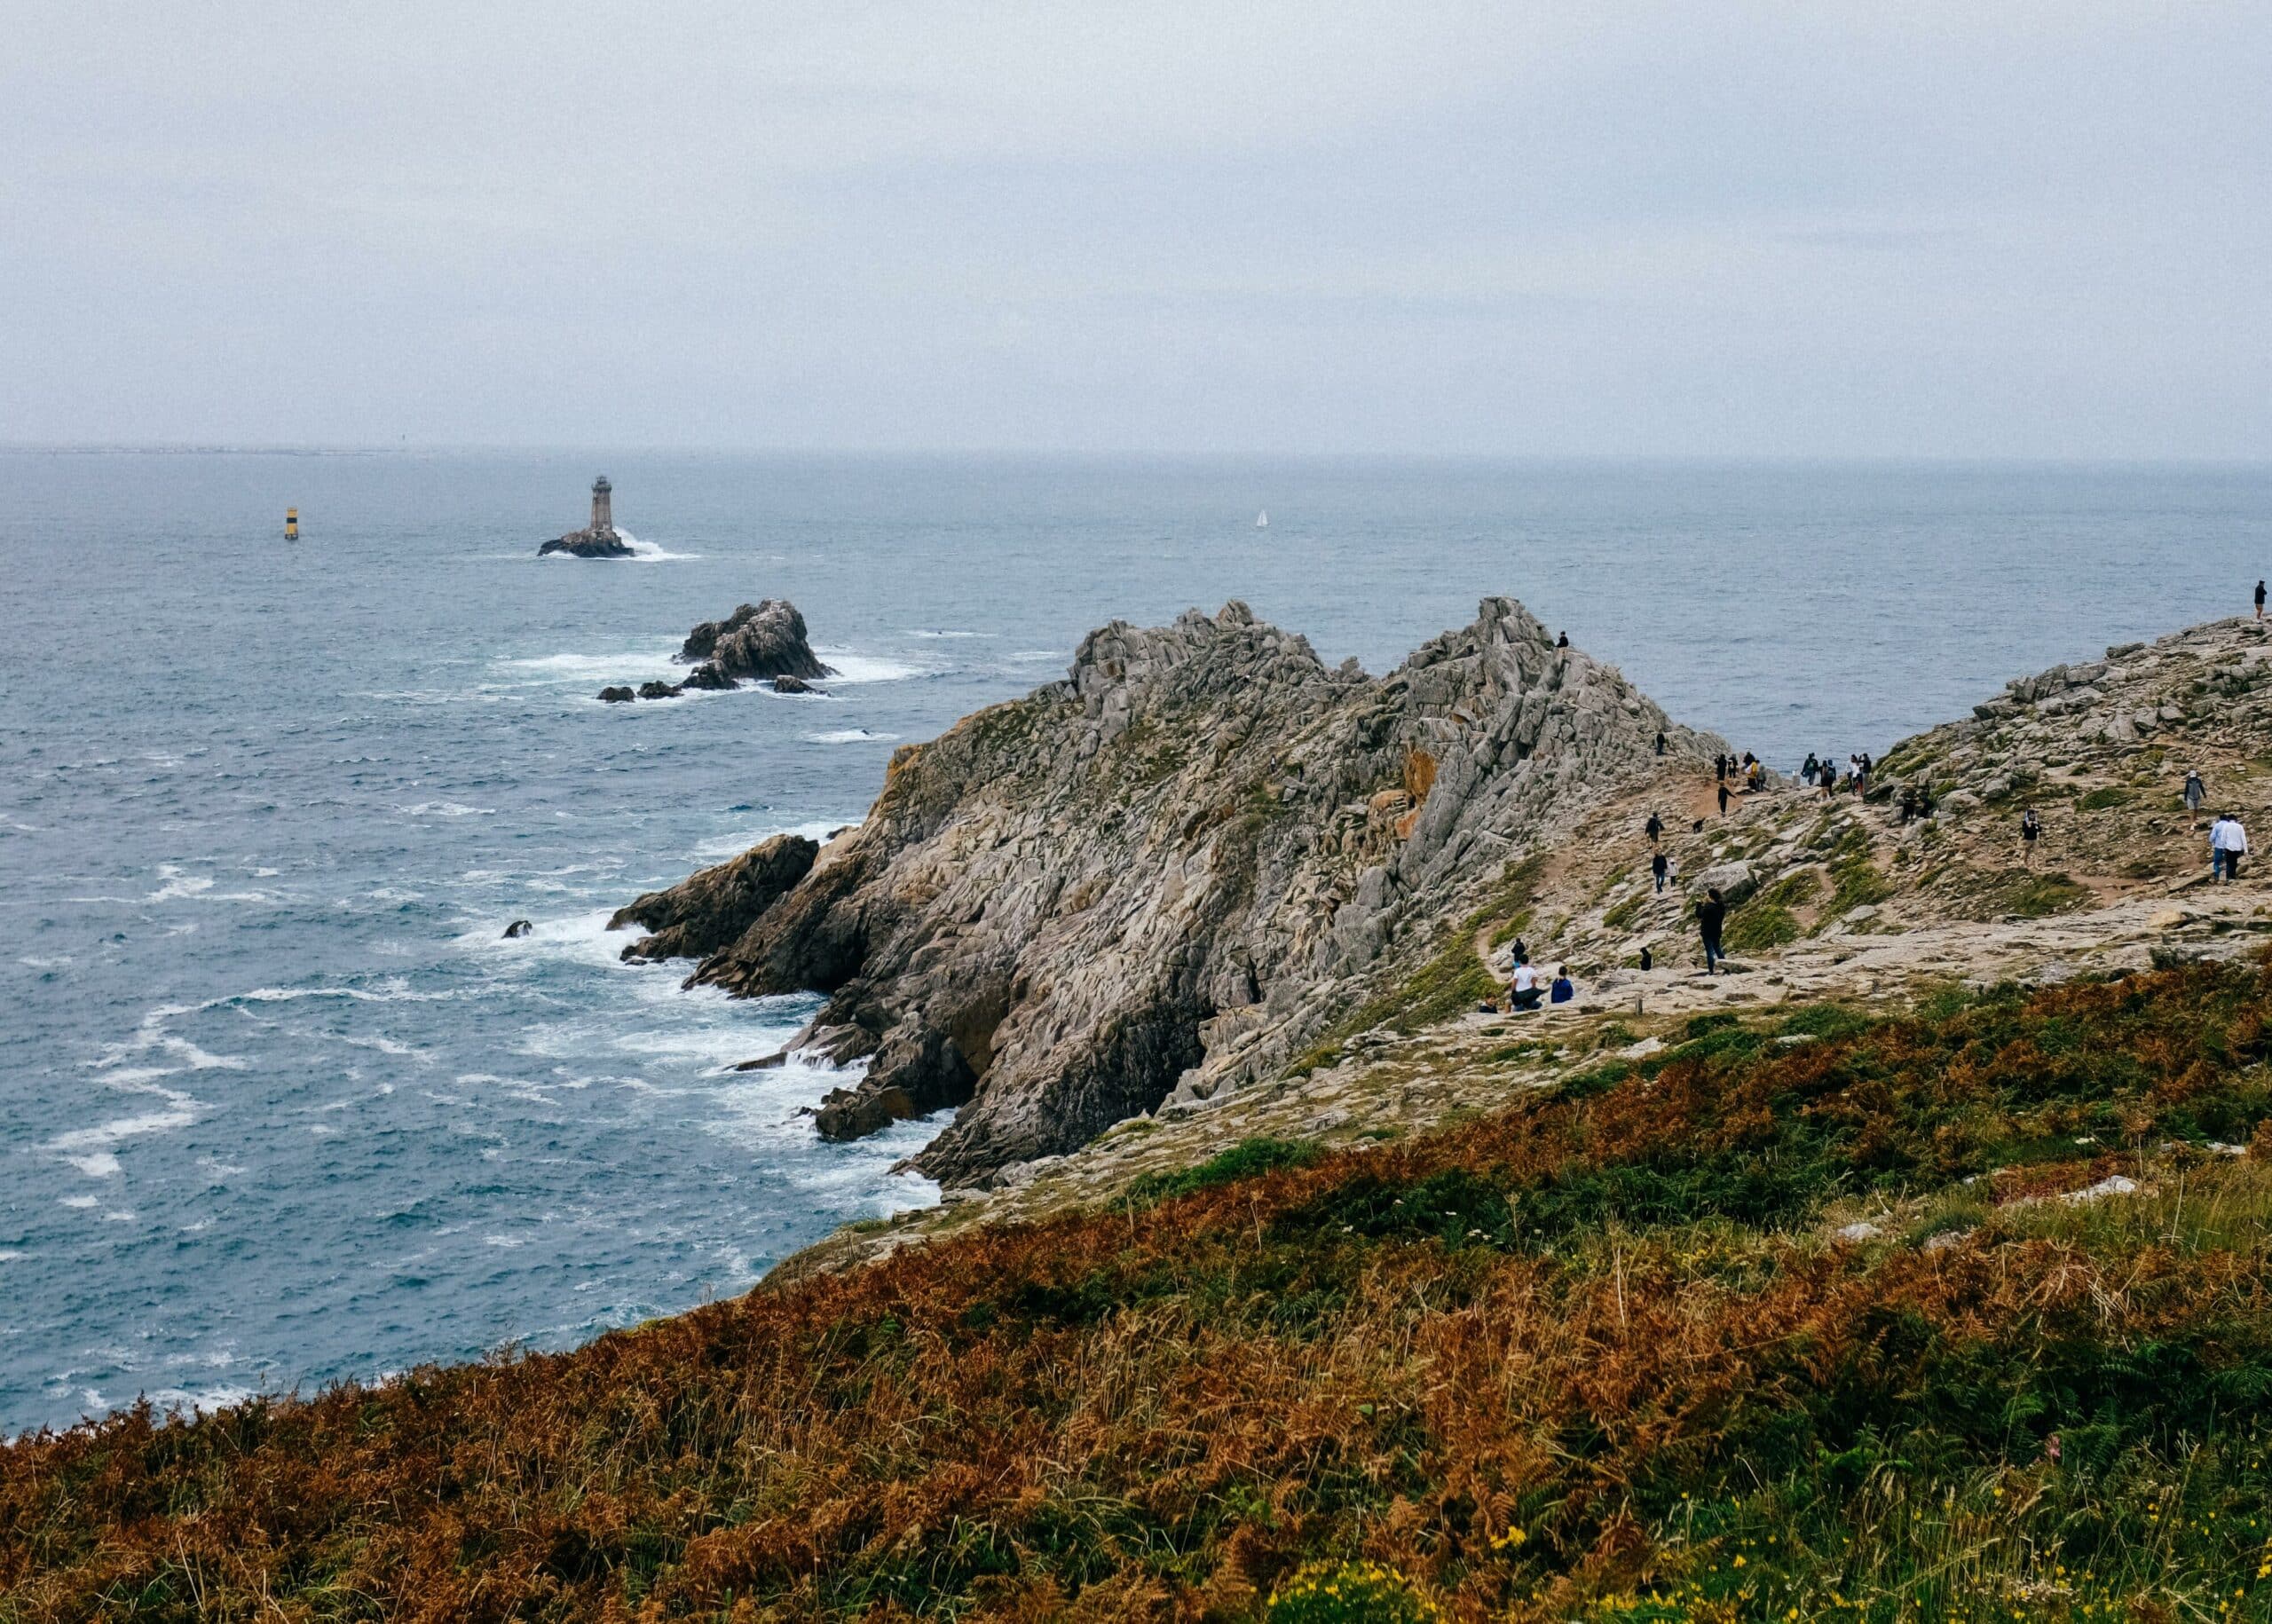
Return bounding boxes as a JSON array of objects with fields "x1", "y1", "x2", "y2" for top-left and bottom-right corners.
[
  {"x1": 804, "y1": 729, "x2": 899, "y2": 745},
  {"x1": 59, "y1": 1194, "x2": 99, "y2": 1210},
  {"x1": 398, "y1": 802, "x2": 494, "y2": 818},
  {"x1": 689, "y1": 819, "x2": 851, "y2": 860},
  {"x1": 815, "y1": 650, "x2": 922, "y2": 684},
  {"x1": 0, "y1": 1250, "x2": 25, "y2": 1263},
  {"x1": 616, "y1": 529, "x2": 699, "y2": 563},
  {"x1": 907, "y1": 629, "x2": 995, "y2": 639}
]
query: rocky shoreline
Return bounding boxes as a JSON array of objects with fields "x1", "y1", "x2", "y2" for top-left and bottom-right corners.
[{"x1": 608, "y1": 602, "x2": 2272, "y2": 1224}]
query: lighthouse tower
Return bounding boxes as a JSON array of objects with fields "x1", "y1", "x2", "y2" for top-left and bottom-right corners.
[{"x1": 590, "y1": 477, "x2": 614, "y2": 534}]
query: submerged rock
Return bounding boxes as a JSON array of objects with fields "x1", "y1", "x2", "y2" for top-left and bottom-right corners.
[
  {"x1": 643, "y1": 597, "x2": 1721, "y2": 1185},
  {"x1": 502, "y1": 919, "x2": 533, "y2": 939},
  {"x1": 606, "y1": 832, "x2": 818, "y2": 963},
  {"x1": 680, "y1": 601, "x2": 834, "y2": 682},
  {"x1": 773, "y1": 674, "x2": 816, "y2": 694}
]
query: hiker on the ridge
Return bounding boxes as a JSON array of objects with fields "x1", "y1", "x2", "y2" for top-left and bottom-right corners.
[
  {"x1": 1715, "y1": 753, "x2": 1728, "y2": 783},
  {"x1": 1652, "y1": 848, "x2": 1670, "y2": 893},
  {"x1": 2212, "y1": 813, "x2": 2249, "y2": 881},
  {"x1": 2020, "y1": 807, "x2": 2041, "y2": 865},
  {"x1": 1655, "y1": 731, "x2": 1668, "y2": 756},
  {"x1": 2258, "y1": 579, "x2": 2267, "y2": 621},
  {"x1": 1717, "y1": 779, "x2": 1731, "y2": 817},
  {"x1": 1557, "y1": 630, "x2": 1570, "y2": 649},
  {"x1": 2185, "y1": 769, "x2": 2207, "y2": 815},
  {"x1": 1803, "y1": 752, "x2": 1820, "y2": 785},
  {"x1": 1645, "y1": 810, "x2": 1664, "y2": 845},
  {"x1": 1695, "y1": 887, "x2": 1729, "y2": 974},
  {"x1": 1898, "y1": 786, "x2": 1918, "y2": 824}
]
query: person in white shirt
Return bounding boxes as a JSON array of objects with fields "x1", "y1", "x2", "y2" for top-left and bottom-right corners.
[
  {"x1": 1511, "y1": 958, "x2": 1542, "y2": 1012},
  {"x1": 2212, "y1": 814, "x2": 2249, "y2": 881}
]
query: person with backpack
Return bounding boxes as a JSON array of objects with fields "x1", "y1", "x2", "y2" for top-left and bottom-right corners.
[
  {"x1": 2020, "y1": 807, "x2": 2041, "y2": 866},
  {"x1": 1695, "y1": 887, "x2": 1729, "y2": 974}
]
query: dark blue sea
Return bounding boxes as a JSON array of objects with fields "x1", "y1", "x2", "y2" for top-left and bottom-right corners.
[{"x1": 4, "y1": 450, "x2": 2267, "y2": 1437}]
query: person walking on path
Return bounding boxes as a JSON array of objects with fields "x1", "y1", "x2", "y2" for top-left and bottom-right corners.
[
  {"x1": 1655, "y1": 731, "x2": 1668, "y2": 756},
  {"x1": 2020, "y1": 807, "x2": 2042, "y2": 866},
  {"x1": 1695, "y1": 887, "x2": 1729, "y2": 974},
  {"x1": 1803, "y1": 752, "x2": 1820, "y2": 786},
  {"x1": 1717, "y1": 780, "x2": 1731, "y2": 817},
  {"x1": 2184, "y1": 769, "x2": 2206, "y2": 816},
  {"x1": 1652, "y1": 849, "x2": 1670, "y2": 893},
  {"x1": 1715, "y1": 753, "x2": 1728, "y2": 783},
  {"x1": 2213, "y1": 814, "x2": 2249, "y2": 881},
  {"x1": 2258, "y1": 579, "x2": 2267, "y2": 620},
  {"x1": 1645, "y1": 810, "x2": 1664, "y2": 845}
]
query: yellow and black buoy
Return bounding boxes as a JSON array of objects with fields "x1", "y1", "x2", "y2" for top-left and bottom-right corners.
[{"x1": 285, "y1": 507, "x2": 299, "y2": 540}]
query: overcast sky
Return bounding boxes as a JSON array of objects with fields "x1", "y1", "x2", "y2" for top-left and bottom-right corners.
[{"x1": 3, "y1": 3, "x2": 2266, "y2": 457}]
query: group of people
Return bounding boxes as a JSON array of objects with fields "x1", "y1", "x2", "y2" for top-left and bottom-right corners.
[
  {"x1": 1485, "y1": 946, "x2": 1575, "y2": 1014},
  {"x1": 1801, "y1": 751, "x2": 1873, "y2": 797}
]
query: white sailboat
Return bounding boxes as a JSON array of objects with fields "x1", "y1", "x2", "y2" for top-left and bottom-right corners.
[{"x1": 1255, "y1": 509, "x2": 1269, "y2": 529}]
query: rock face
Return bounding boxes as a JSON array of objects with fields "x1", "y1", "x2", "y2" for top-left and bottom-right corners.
[
  {"x1": 606, "y1": 833, "x2": 819, "y2": 963},
  {"x1": 640, "y1": 598, "x2": 1720, "y2": 1185},
  {"x1": 681, "y1": 601, "x2": 835, "y2": 682}
]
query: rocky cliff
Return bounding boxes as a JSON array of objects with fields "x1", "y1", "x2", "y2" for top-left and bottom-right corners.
[
  {"x1": 606, "y1": 832, "x2": 818, "y2": 963},
  {"x1": 630, "y1": 597, "x2": 1719, "y2": 1185}
]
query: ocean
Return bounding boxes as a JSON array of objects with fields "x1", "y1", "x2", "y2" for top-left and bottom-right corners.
[{"x1": 3, "y1": 450, "x2": 2266, "y2": 1438}]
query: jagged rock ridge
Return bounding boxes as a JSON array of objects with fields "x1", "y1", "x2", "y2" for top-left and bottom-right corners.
[
  {"x1": 607, "y1": 833, "x2": 818, "y2": 964},
  {"x1": 622, "y1": 597, "x2": 1721, "y2": 1186}
]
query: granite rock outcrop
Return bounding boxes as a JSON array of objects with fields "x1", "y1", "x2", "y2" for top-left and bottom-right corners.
[
  {"x1": 607, "y1": 832, "x2": 819, "y2": 964},
  {"x1": 681, "y1": 601, "x2": 835, "y2": 682},
  {"x1": 637, "y1": 597, "x2": 1720, "y2": 1185}
]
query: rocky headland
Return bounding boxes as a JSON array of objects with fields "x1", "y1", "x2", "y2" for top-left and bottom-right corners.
[
  {"x1": 613, "y1": 603, "x2": 2272, "y2": 1221},
  {"x1": 596, "y1": 598, "x2": 834, "y2": 701},
  {"x1": 620, "y1": 596, "x2": 1718, "y2": 1180}
]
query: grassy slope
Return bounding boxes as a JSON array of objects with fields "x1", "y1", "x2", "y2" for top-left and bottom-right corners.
[{"x1": 10, "y1": 961, "x2": 2272, "y2": 1621}]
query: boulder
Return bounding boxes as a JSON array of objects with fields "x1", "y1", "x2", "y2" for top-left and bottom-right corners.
[
  {"x1": 597, "y1": 686, "x2": 635, "y2": 704},
  {"x1": 680, "y1": 600, "x2": 834, "y2": 682},
  {"x1": 502, "y1": 919, "x2": 533, "y2": 939},
  {"x1": 678, "y1": 662, "x2": 738, "y2": 692},
  {"x1": 1686, "y1": 860, "x2": 1758, "y2": 906},
  {"x1": 773, "y1": 674, "x2": 816, "y2": 694},
  {"x1": 637, "y1": 681, "x2": 681, "y2": 700}
]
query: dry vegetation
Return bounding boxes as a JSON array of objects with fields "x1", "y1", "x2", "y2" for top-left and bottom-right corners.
[{"x1": 10, "y1": 960, "x2": 2272, "y2": 1622}]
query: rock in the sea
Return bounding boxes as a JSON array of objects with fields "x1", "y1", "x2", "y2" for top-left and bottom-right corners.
[
  {"x1": 597, "y1": 686, "x2": 635, "y2": 703},
  {"x1": 654, "y1": 597, "x2": 1722, "y2": 1185},
  {"x1": 678, "y1": 662, "x2": 739, "y2": 692},
  {"x1": 606, "y1": 832, "x2": 819, "y2": 963},
  {"x1": 773, "y1": 674, "x2": 816, "y2": 694},
  {"x1": 503, "y1": 919, "x2": 533, "y2": 938},
  {"x1": 636, "y1": 680, "x2": 681, "y2": 700},
  {"x1": 680, "y1": 600, "x2": 834, "y2": 682},
  {"x1": 538, "y1": 477, "x2": 635, "y2": 558}
]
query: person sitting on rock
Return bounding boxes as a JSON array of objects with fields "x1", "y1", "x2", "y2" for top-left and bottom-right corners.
[
  {"x1": 1638, "y1": 944, "x2": 1653, "y2": 972},
  {"x1": 1550, "y1": 966, "x2": 1575, "y2": 1005},
  {"x1": 1510, "y1": 957, "x2": 1543, "y2": 1012}
]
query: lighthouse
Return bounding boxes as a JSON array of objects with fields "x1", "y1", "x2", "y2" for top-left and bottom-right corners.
[{"x1": 590, "y1": 477, "x2": 613, "y2": 534}]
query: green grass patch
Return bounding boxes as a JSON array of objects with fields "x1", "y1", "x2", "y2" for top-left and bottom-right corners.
[{"x1": 1126, "y1": 1137, "x2": 1321, "y2": 1204}]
